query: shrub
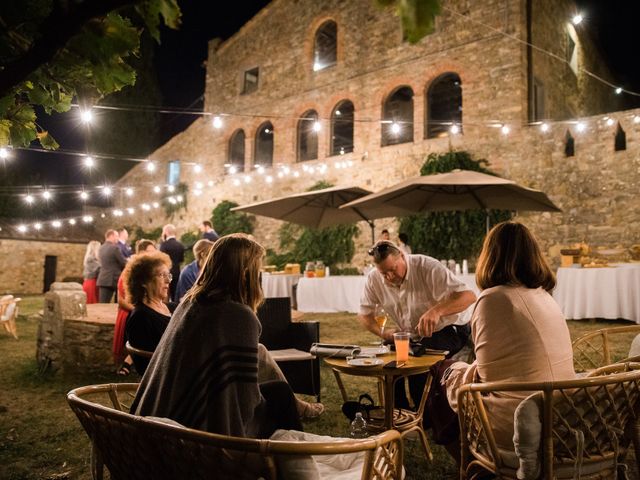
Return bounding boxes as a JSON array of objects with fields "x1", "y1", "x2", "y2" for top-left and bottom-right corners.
[{"x1": 211, "y1": 200, "x2": 255, "y2": 235}]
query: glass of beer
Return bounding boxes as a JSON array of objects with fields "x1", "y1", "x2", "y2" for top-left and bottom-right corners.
[
  {"x1": 393, "y1": 332, "x2": 410, "y2": 363},
  {"x1": 374, "y1": 304, "x2": 388, "y2": 351}
]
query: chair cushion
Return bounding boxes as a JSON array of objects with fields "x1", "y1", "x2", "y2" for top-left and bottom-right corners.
[
  {"x1": 269, "y1": 348, "x2": 315, "y2": 362},
  {"x1": 1, "y1": 301, "x2": 16, "y2": 321},
  {"x1": 512, "y1": 392, "x2": 542, "y2": 480},
  {"x1": 270, "y1": 429, "x2": 364, "y2": 480}
]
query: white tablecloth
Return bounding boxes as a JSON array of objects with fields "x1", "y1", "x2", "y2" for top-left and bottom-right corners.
[
  {"x1": 297, "y1": 276, "x2": 367, "y2": 313},
  {"x1": 553, "y1": 264, "x2": 640, "y2": 322},
  {"x1": 296, "y1": 273, "x2": 480, "y2": 314},
  {"x1": 261, "y1": 273, "x2": 301, "y2": 298}
]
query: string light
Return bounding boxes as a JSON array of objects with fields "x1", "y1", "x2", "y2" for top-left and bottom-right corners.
[
  {"x1": 450, "y1": 124, "x2": 460, "y2": 135},
  {"x1": 313, "y1": 121, "x2": 322, "y2": 132},
  {"x1": 68, "y1": 218, "x2": 76, "y2": 225},
  {"x1": 540, "y1": 123, "x2": 550, "y2": 132},
  {"x1": 84, "y1": 156, "x2": 95, "y2": 168},
  {"x1": 0, "y1": 148, "x2": 10, "y2": 160},
  {"x1": 51, "y1": 220, "x2": 61, "y2": 228},
  {"x1": 576, "y1": 122, "x2": 586, "y2": 132},
  {"x1": 79, "y1": 191, "x2": 89, "y2": 200},
  {"x1": 572, "y1": 14, "x2": 583, "y2": 25},
  {"x1": 146, "y1": 162, "x2": 156, "y2": 172},
  {"x1": 615, "y1": 87, "x2": 623, "y2": 95},
  {"x1": 500, "y1": 125, "x2": 510, "y2": 135},
  {"x1": 42, "y1": 190, "x2": 51, "y2": 200},
  {"x1": 24, "y1": 195, "x2": 34, "y2": 204},
  {"x1": 212, "y1": 116, "x2": 223, "y2": 129},
  {"x1": 390, "y1": 122, "x2": 401, "y2": 134},
  {"x1": 102, "y1": 186, "x2": 113, "y2": 196},
  {"x1": 80, "y1": 109, "x2": 93, "y2": 124},
  {"x1": 125, "y1": 187, "x2": 134, "y2": 196},
  {"x1": 193, "y1": 164, "x2": 202, "y2": 173},
  {"x1": 605, "y1": 117, "x2": 615, "y2": 127}
]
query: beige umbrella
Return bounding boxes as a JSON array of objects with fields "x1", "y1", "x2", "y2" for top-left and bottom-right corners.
[
  {"x1": 340, "y1": 169, "x2": 561, "y2": 231},
  {"x1": 231, "y1": 185, "x2": 403, "y2": 242}
]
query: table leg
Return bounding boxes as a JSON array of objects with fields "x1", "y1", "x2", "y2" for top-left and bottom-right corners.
[
  {"x1": 383, "y1": 376, "x2": 396, "y2": 430},
  {"x1": 331, "y1": 369, "x2": 349, "y2": 403}
]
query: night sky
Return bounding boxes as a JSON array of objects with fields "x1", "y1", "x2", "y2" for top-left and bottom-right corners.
[{"x1": 3, "y1": 0, "x2": 640, "y2": 218}]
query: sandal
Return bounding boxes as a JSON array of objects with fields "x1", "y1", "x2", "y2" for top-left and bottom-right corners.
[
  {"x1": 299, "y1": 401, "x2": 325, "y2": 419},
  {"x1": 117, "y1": 361, "x2": 132, "y2": 376}
]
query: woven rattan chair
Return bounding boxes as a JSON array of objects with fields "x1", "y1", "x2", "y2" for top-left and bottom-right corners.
[
  {"x1": 458, "y1": 364, "x2": 640, "y2": 479},
  {"x1": 572, "y1": 325, "x2": 640, "y2": 373},
  {"x1": 0, "y1": 295, "x2": 20, "y2": 339},
  {"x1": 67, "y1": 383, "x2": 404, "y2": 480}
]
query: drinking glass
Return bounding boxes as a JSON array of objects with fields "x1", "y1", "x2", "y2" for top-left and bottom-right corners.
[
  {"x1": 393, "y1": 332, "x2": 411, "y2": 363},
  {"x1": 374, "y1": 305, "x2": 388, "y2": 351}
]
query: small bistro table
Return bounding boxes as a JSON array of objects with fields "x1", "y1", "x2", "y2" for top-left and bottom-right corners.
[{"x1": 324, "y1": 352, "x2": 445, "y2": 461}]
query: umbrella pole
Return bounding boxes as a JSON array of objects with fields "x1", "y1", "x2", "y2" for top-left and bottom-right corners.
[{"x1": 368, "y1": 220, "x2": 375, "y2": 244}]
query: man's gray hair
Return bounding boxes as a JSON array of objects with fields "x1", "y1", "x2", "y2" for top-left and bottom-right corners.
[{"x1": 367, "y1": 240, "x2": 401, "y2": 263}]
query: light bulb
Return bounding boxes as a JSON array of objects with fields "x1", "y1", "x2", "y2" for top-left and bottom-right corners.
[
  {"x1": 193, "y1": 164, "x2": 202, "y2": 173},
  {"x1": 80, "y1": 109, "x2": 93, "y2": 124},
  {"x1": 17, "y1": 225, "x2": 27, "y2": 233},
  {"x1": 0, "y1": 148, "x2": 9, "y2": 160},
  {"x1": 69, "y1": 219, "x2": 76, "y2": 225},
  {"x1": 42, "y1": 190, "x2": 51, "y2": 200},
  {"x1": 313, "y1": 121, "x2": 321, "y2": 132},
  {"x1": 540, "y1": 123, "x2": 550, "y2": 132},
  {"x1": 146, "y1": 162, "x2": 156, "y2": 172},
  {"x1": 572, "y1": 14, "x2": 583, "y2": 25},
  {"x1": 450, "y1": 124, "x2": 460, "y2": 134},
  {"x1": 25, "y1": 195, "x2": 34, "y2": 204},
  {"x1": 125, "y1": 187, "x2": 134, "y2": 196},
  {"x1": 501, "y1": 125, "x2": 510, "y2": 135},
  {"x1": 84, "y1": 156, "x2": 94, "y2": 167},
  {"x1": 390, "y1": 122, "x2": 401, "y2": 134},
  {"x1": 212, "y1": 116, "x2": 223, "y2": 129}
]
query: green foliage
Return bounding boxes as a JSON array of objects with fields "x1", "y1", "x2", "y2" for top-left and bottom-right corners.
[
  {"x1": 130, "y1": 225, "x2": 162, "y2": 244},
  {"x1": 0, "y1": 0, "x2": 181, "y2": 148},
  {"x1": 266, "y1": 181, "x2": 360, "y2": 270},
  {"x1": 375, "y1": 0, "x2": 441, "y2": 43},
  {"x1": 180, "y1": 230, "x2": 199, "y2": 264},
  {"x1": 211, "y1": 200, "x2": 256, "y2": 235},
  {"x1": 398, "y1": 151, "x2": 512, "y2": 262},
  {"x1": 161, "y1": 182, "x2": 188, "y2": 219}
]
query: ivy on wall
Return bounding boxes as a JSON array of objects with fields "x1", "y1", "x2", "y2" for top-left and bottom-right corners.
[
  {"x1": 161, "y1": 182, "x2": 189, "y2": 219},
  {"x1": 398, "y1": 151, "x2": 512, "y2": 263},
  {"x1": 211, "y1": 200, "x2": 256, "y2": 236}
]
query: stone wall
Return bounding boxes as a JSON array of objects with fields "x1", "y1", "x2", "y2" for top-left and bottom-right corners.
[
  {"x1": 0, "y1": 238, "x2": 86, "y2": 295},
  {"x1": 108, "y1": 0, "x2": 634, "y2": 269}
]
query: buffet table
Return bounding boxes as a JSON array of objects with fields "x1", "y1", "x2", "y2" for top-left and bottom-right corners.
[
  {"x1": 553, "y1": 264, "x2": 640, "y2": 322},
  {"x1": 297, "y1": 276, "x2": 367, "y2": 313},
  {"x1": 261, "y1": 273, "x2": 301, "y2": 299}
]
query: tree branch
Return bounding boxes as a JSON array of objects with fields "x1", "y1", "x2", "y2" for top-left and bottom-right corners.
[{"x1": 0, "y1": 0, "x2": 141, "y2": 98}]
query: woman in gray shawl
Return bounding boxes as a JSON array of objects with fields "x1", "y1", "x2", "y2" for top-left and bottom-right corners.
[{"x1": 131, "y1": 234, "x2": 301, "y2": 439}]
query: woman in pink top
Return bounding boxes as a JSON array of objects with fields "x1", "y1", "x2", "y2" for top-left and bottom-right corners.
[{"x1": 444, "y1": 221, "x2": 575, "y2": 454}]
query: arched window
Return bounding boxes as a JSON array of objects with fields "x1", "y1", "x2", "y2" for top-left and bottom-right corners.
[
  {"x1": 381, "y1": 86, "x2": 414, "y2": 146},
  {"x1": 228, "y1": 129, "x2": 245, "y2": 172},
  {"x1": 255, "y1": 122, "x2": 274, "y2": 167},
  {"x1": 297, "y1": 110, "x2": 319, "y2": 162},
  {"x1": 426, "y1": 73, "x2": 462, "y2": 138},
  {"x1": 313, "y1": 20, "x2": 337, "y2": 71},
  {"x1": 330, "y1": 100, "x2": 354, "y2": 156},
  {"x1": 615, "y1": 122, "x2": 626, "y2": 151}
]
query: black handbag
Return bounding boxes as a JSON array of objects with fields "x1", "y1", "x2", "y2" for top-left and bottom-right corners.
[{"x1": 341, "y1": 393, "x2": 383, "y2": 421}]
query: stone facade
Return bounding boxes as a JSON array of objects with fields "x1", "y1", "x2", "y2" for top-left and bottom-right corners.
[
  {"x1": 0, "y1": 238, "x2": 86, "y2": 295},
  {"x1": 110, "y1": 0, "x2": 635, "y2": 269}
]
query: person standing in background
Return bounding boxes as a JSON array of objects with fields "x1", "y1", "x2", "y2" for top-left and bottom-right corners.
[
  {"x1": 175, "y1": 239, "x2": 214, "y2": 301},
  {"x1": 398, "y1": 232, "x2": 412, "y2": 254},
  {"x1": 380, "y1": 229, "x2": 390, "y2": 241},
  {"x1": 159, "y1": 224, "x2": 184, "y2": 301},
  {"x1": 117, "y1": 228, "x2": 133, "y2": 258},
  {"x1": 97, "y1": 229, "x2": 127, "y2": 303},
  {"x1": 199, "y1": 220, "x2": 219, "y2": 242},
  {"x1": 82, "y1": 240, "x2": 101, "y2": 304}
]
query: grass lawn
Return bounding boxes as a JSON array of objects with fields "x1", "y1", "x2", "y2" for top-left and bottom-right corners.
[{"x1": 0, "y1": 296, "x2": 637, "y2": 479}]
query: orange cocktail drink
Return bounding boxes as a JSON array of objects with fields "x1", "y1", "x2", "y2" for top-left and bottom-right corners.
[{"x1": 393, "y1": 332, "x2": 410, "y2": 363}]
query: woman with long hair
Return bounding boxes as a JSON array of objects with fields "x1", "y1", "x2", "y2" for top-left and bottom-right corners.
[
  {"x1": 82, "y1": 240, "x2": 101, "y2": 304},
  {"x1": 440, "y1": 221, "x2": 575, "y2": 459},
  {"x1": 131, "y1": 234, "x2": 302, "y2": 439}
]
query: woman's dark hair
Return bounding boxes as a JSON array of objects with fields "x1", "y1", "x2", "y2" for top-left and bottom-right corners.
[
  {"x1": 476, "y1": 221, "x2": 555, "y2": 292},
  {"x1": 398, "y1": 233, "x2": 409, "y2": 245},
  {"x1": 124, "y1": 251, "x2": 172, "y2": 306},
  {"x1": 135, "y1": 239, "x2": 156, "y2": 253}
]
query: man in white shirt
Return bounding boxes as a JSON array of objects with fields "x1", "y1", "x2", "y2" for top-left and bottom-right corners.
[{"x1": 358, "y1": 240, "x2": 476, "y2": 408}]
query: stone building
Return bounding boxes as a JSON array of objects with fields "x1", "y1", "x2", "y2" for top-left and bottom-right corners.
[{"x1": 111, "y1": 0, "x2": 638, "y2": 267}]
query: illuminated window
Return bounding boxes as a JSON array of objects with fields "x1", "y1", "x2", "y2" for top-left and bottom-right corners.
[
  {"x1": 330, "y1": 100, "x2": 354, "y2": 155},
  {"x1": 167, "y1": 160, "x2": 180, "y2": 185},
  {"x1": 382, "y1": 86, "x2": 414, "y2": 146},
  {"x1": 229, "y1": 129, "x2": 245, "y2": 171},
  {"x1": 297, "y1": 110, "x2": 319, "y2": 161},
  {"x1": 255, "y1": 122, "x2": 274, "y2": 166},
  {"x1": 313, "y1": 21, "x2": 337, "y2": 71},
  {"x1": 242, "y1": 67, "x2": 259, "y2": 94},
  {"x1": 426, "y1": 73, "x2": 462, "y2": 138}
]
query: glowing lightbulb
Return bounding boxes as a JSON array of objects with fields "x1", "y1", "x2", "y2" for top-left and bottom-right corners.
[
  {"x1": 0, "y1": 148, "x2": 9, "y2": 160},
  {"x1": 80, "y1": 109, "x2": 93, "y2": 124},
  {"x1": 52, "y1": 220, "x2": 61, "y2": 228},
  {"x1": 390, "y1": 122, "x2": 401, "y2": 134},
  {"x1": 606, "y1": 118, "x2": 615, "y2": 127},
  {"x1": 102, "y1": 186, "x2": 112, "y2": 196},
  {"x1": 42, "y1": 190, "x2": 51, "y2": 200},
  {"x1": 540, "y1": 123, "x2": 550, "y2": 132},
  {"x1": 17, "y1": 225, "x2": 27, "y2": 233},
  {"x1": 501, "y1": 125, "x2": 510, "y2": 135},
  {"x1": 572, "y1": 14, "x2": 583, "y2": 25},
  {"x1": 153, "y1": 186, "x2": 161, "y2": 193},
  {"x1": 69, "y1": 219, "x2": 76, "y2": 225},
  {"x1": 146, "y1": 162, "x2": 156, "y2": 172},
  {"x1": 84, "y1": 156, "x2": 95, "y2": 168},
  {"x1": 576, "y1": 122, "x2": 586, "y2": 132},
  {"x1": 25, "y1": 195, "x2": 34, "y2": 204},
  {"x1": 193, "y1": 164, "x2": 202, "y2": 173},
  {"x1": 450, "y1": 124, "x2": 460, "y2": 135},
  {"x1": 313, "y1": 121, "x2": 321, "y2": 132},
  {"x1": 212, "y1": 116, "x2": 223, "y2": 129}
]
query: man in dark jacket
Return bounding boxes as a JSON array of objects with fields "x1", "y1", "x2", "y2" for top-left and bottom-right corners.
[
  {"x1": 96, "y1": 229, "x2": 127, "y2": 303},
  {"x1": 159, "y1": 224, "x2": 184, "y2": 301}
]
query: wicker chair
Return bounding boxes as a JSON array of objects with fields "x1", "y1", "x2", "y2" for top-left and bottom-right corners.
[
  {"x1": 572, "y1": 325, "x2": 640, "y2": 373},
  {"x1": 458, "y1": 364, "x2": 640, "y2": 479},
  {"x1": 0, "y1": 294, "x2": 20, "y2": 339},
  {"x1": 67, "y1": 383, "x2": 403, "y2": 480}
]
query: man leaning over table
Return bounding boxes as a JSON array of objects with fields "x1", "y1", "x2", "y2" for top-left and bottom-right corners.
[{"x1": 358, "y1": 240, "x2": 476, "y2": 410}]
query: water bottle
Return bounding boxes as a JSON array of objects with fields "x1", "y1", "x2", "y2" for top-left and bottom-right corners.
[{"x1": 350, "y1": 412, "x2": 369, "y2": 438}]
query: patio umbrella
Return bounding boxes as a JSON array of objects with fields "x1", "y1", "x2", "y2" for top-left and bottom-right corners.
[
  {"x1": 340, "y1": 169, "x2": 561, "y2": 232},
  {"x1": 231, "y1": 185, "x2": 402, "y2": 242}
]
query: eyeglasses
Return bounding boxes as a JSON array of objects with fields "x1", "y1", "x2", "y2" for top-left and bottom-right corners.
[{"x1": 156, "y1": 272, "x2": 173, "y2": 282}]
